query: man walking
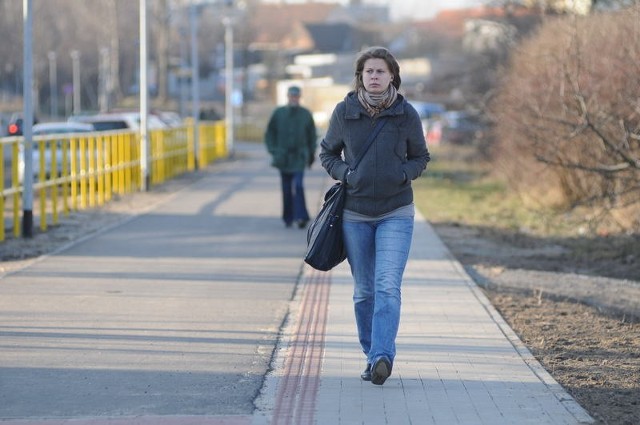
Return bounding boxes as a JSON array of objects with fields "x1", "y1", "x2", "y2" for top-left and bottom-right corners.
[{"x1": 265, "y1": 85, "x2": 317, "y2": 228}]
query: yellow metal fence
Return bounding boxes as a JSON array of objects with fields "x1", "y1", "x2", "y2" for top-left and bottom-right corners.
[{"x1": 0, "y1": 121, "x2": 226, "y2": 242}]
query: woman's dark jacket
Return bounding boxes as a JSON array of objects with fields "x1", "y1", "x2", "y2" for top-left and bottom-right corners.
[{"x1": 320, "y1": 91, "x2": 430, "y2": 217}]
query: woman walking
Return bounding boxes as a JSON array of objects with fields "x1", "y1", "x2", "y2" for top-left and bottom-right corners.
[{"x1": 319, "y1": 46, "x2": 430, "y2": 385}]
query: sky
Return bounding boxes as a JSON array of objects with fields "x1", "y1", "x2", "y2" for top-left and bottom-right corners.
[
  {"x1": 261, "y1": 0, "x2": 486, "y2": 21},
  {"x1": 364, "y1": 0, "x2": 486, "y2": 21}
]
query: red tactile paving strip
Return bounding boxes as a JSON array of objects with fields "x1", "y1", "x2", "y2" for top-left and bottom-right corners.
[{"x1": 271, "y1": 268, "x2": 331, "y2": 425}]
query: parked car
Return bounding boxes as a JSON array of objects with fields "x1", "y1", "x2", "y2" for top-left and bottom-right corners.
[
  {"x1": 6, "y1": 112, "x2": 39, "y2": 137},
  {"x1": 410, "y1": 101, "x2": 446, "y2": 120},
  {"x1": 32, "y1": 121, "x2": 95, "y2": 136},
  {"x1": 69, "y1": 112, "x2": 166, "y2": 132},
  {"x1": 18, "y1": 121, "x2": 95, "y2": 182},
  {"x1": 425, "y1": 119, "x2": 443, "y2": 146},
  {"x1": 6, "y1": 113, "x2": 23, "y2": 136},
  {"x1": 440, "y1": 111, "x2": 485, "y2": 145},
  {"x1": 409, "y1": 101, "x2": 446, "y2": 145},
  {"x1": 152, "y1": 110, "x2": 184, "y2": 127}
]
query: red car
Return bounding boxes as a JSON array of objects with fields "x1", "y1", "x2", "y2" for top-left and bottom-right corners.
[{"x1": 6, "y1": 113, "x2": 39, "y2": 136}]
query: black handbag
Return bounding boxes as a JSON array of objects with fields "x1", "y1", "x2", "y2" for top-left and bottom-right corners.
[
  {"x1": 304, "y1": 117, "x2": 389, "y2": 271},
  {"x1": 304, "y1": 181, "x2": 347, "y2": 271}
]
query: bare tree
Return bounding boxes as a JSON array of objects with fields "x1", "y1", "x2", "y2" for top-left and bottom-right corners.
[
  {"x1": 491, "y1": 4, "x2": 640, "y2": 230},
  {"x1": 152, "y1": 0, "x2": 171, "y2": 104},
  {"x1": 486, "y1": 0, "x2": 639, "y2": 14},
  {"x1": 0, "y1": 1, "x2": 25, "y2": 102},
  {"x1": 105, "y1": 0, "x2": 122, "y2": 104}
]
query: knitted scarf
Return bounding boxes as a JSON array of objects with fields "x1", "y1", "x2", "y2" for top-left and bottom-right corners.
[{"x1": 357, "y1": 85, "x2": 398, "y2": 117}]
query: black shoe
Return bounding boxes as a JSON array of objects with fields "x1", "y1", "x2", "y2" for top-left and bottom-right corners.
[
  {"x1": 297, "y1": 220, "x2": 308, "y2": 229},
  {"x1": 371, "y1": 357, "x2": 391, "y2": 385},
  {"x1": 361, "y1": 364, "x2": 372, "y2": 381}
]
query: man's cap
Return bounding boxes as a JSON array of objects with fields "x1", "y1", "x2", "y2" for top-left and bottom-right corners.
[{"x1": 287, "y1": 86, "x2": 301, "y2": 96}]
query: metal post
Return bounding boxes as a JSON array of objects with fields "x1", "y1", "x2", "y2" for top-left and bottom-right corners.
[
  {"x1": 22, "y1": 0, "x2": 34, "y2": 238},
  {"x1": 48, "y1": 51, "x2": 57, "y2": 118},
  {"x1": 140, "y1": 0, "x2": 150, "y2": 191},
  {"x1": 99, "y1": 47, "x2": 109, "y2": 112},
  {"x1": 179, "y1": 27, "x2": 187, "y2": 118},
  {"x1": 190, "y1": 1, "x2": 200, "y2": 169},
  {"x1": 70, "y1": 50, "x2": 80, "y2": 115},
  {"x1": 224, "y1": 16, "x2": 234, "y2": 156}
]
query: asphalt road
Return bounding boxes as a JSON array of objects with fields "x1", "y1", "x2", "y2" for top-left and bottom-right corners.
[{"x1": 0, "y1": 142, "x2": 327, "y2": 419}]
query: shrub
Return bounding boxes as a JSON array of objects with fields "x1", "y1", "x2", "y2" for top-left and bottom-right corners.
[{"x1": 491, "y1": 5, "x2": 640, "y2": 231}]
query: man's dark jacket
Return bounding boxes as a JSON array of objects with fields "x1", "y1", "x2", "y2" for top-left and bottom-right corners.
[{"x1": 265, "y1": 105, "x2": 317, "y2": 173}]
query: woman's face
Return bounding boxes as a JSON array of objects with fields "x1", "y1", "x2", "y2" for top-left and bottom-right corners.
[{"x1": 362, "y1": 58, "x2": 393, "y2": 94}]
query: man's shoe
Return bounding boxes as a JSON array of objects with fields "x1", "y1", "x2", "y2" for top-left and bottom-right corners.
[
  {"x1": 360, "y1": 364, "x2": 372, "y2": 381},
  {"x1": 297, "y1": 220, "x2": 308, "y2": 229},
  {"x1": 371, "y1": 357, "x2": 391, "y2": 385}
]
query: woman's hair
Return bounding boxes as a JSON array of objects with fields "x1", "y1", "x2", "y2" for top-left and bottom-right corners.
[{"x1": 353, "y1": 46, "x2": 401, "y2": 91}]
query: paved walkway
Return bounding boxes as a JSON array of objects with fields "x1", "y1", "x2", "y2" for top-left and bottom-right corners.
[
  {"x1": 0, "y1": 142, "x2": 593, "y2": 424},
  {"x1": 255, "y1": 217, "x2": 594, "y2": 425}
]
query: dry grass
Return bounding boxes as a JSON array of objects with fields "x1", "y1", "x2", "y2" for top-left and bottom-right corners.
[{"x1": 414, "y1": 145, "x2": 639, "y2": 281}]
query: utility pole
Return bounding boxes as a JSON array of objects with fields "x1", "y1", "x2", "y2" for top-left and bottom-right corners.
[
  {"x1": 22, "y1": 0, "x2": 34, "y2": 238},
  {"x1": 70, "y1": 50, "x2": 80, "y2": 115},
  {"x1": 140, "y1": 0, "x2": 150, "y2": 191},
  {"x1": 48, "y1": 51, "x2": 57, "y2": 118},
  {"x1": 190, "y1": 1, "x2": 200, "y2": 169},
  {"x1": 99, "y1": 48, "x2": 110, "y2": 112},
  {"x1": 224, "y1": 15, "x2": 234, "y2": 156}
]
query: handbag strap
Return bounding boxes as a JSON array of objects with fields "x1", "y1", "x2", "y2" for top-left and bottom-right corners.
[{"x1": 351, "y1": 117, "x2": 389, "y2": 171}]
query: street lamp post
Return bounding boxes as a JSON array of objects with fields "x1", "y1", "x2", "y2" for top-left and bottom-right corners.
[
  {"x1": 190, "y1": 1, "x2": 200, "y2": 170},
  {"x1": 48, "y1": 51, "x2": 57, "y2": 118},
  {"x1": 70, "y1": 50, "x2": 80, "y2": 115},
  {"x1": 22, "y1": 0, "x2": 34, "y2": 238},
  {"x1": 140, "y1": 0, "x2": 150, "y2": 191},
  {"x1": 99, "y1": 47, "x2": 110, "y2": 112},
  {"x1": 179, "y1": 27, "x2": 188, "y2": 119},
  {"x1": 224, "y1": 15, "x2": 234, "y2": 156}
]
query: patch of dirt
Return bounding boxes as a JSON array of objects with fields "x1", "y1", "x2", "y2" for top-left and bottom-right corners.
[{"x1": 433, "y1": 222, "x2": 640, "y2": 425}]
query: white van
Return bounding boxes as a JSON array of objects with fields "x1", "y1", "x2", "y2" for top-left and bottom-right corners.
[
  {"x1": 69, "y1": 112, "x2": 166, "y2": 132},
  {"x1": 18, "y1": 121, "x2": 95, "y2": 182}
]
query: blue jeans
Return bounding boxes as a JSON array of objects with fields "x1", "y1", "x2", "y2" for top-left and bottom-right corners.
[
  {"x1": 342, "y1": 215, "x2": 413, "y2": 367},
  {"x1": 280, "y1": 171, "x2": 309, "y2": 225}
]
